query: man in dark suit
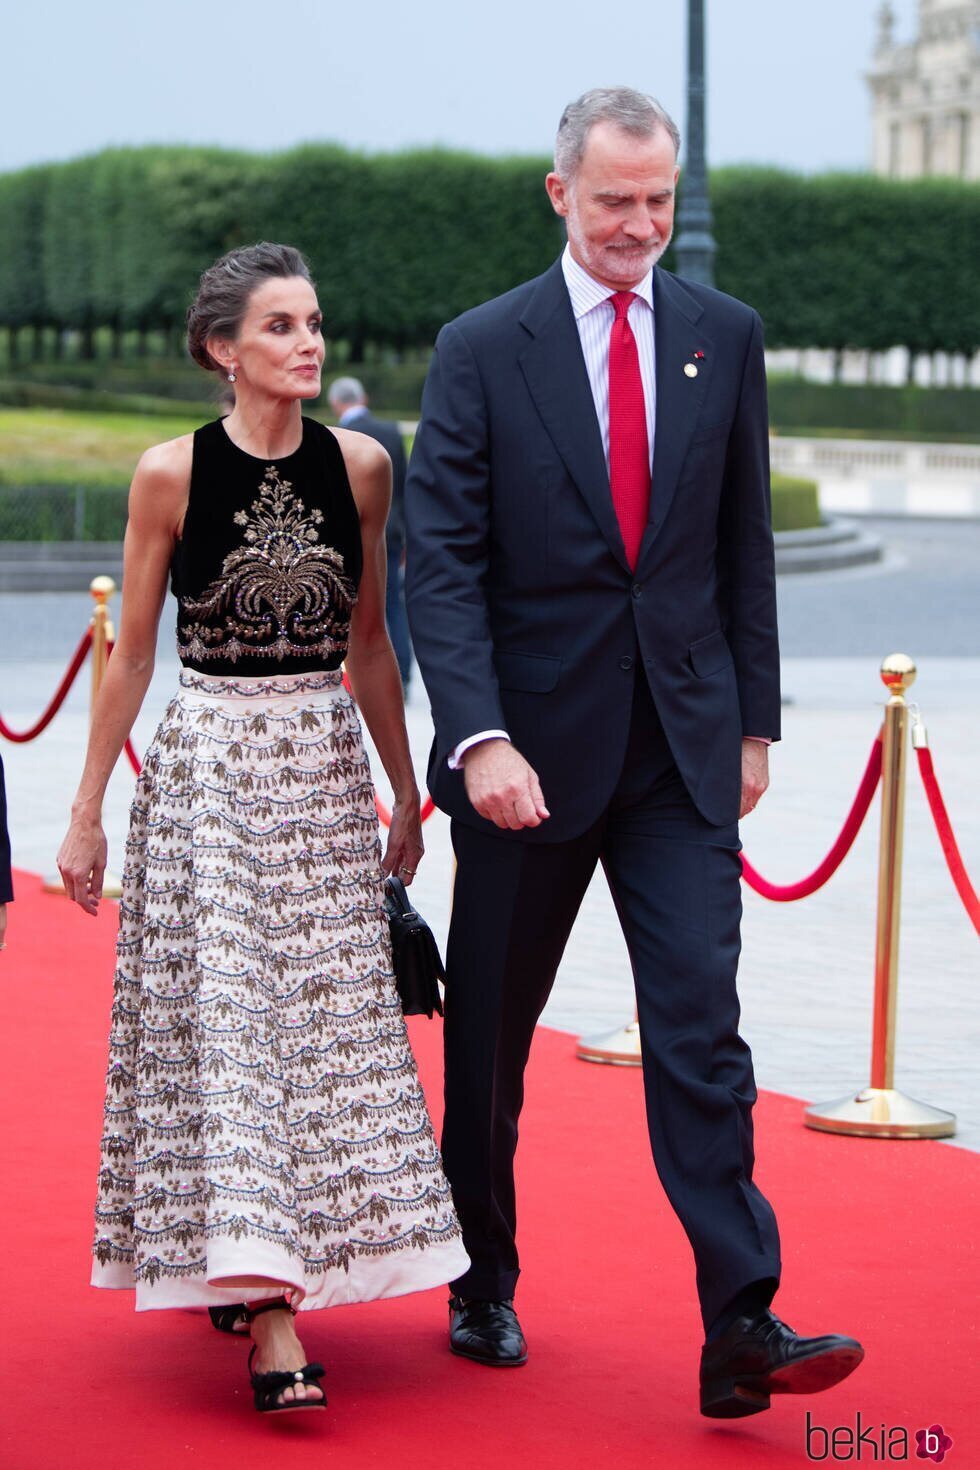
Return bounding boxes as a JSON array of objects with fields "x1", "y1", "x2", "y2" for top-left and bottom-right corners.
[
  {"x1": 327, "y1": 376, "x2": 413, "y2": 690},
  {"x1": 405, "y1": 88, "x2": 863, "y2": 1416}
]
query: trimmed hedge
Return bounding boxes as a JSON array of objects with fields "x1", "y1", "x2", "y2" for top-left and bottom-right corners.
[
  {"x1": 0, "y1": 378, "x2": 205, "y2": 417},
  {"x1": 770, "y1": 474, "x2": 820, "y2": 531},
  {"x1": 1, "y1": 147, "x2": 978, "y2": 361},
  {"x1": 0, "y1": 357, "x2": 211, "y2": 398},
  {"x1": 767, "y1": 378, "x2": 980, "y2": 440},
  {"x1": 8, "y1": 363, "x2": 978, "y2": 437},
  {"x1": 711, "y1": 168, "x2": 980, "y2": 357},
  {"x1": 0, "y1": 468, "x2": 821, "y2": 542}
]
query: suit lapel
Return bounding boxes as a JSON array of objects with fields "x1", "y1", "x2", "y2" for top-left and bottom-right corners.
[
  {"x1": 518, "y1": 261, "x2": 630, "y2": 572},
  {"x1": 637, "y1": 269, "x2": 712, "y2": 566}
]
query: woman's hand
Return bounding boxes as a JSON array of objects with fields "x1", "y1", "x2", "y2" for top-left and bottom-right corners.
[
  {"x1": 0, "y1": 902, "x2": 7, "y2": 953},
  {"x1": 382, "y1": 793, "x2": 424, "y2": 886},
  {"x1": 57, "y1": 813, "x2": 109, "y2": 916}
]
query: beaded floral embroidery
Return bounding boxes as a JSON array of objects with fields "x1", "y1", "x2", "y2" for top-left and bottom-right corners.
[{"x1": 178, "y1": 467, "x2": 356, "y2": 665}]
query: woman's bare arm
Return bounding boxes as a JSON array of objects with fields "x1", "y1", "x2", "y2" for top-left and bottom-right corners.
[
  {"x1": 337, "y1": 427, "x2": 423, "y2": 882},
  {"x1": 58, "y1": 435, "x2": 192, "y2": 912}
]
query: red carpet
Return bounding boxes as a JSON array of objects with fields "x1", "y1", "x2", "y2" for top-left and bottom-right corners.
[{"x1": 2, "y1": 869, "x2": 976, "y2": 1469}]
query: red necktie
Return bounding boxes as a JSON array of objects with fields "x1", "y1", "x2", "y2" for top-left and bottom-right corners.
[{"x1": 608, "y1": 291, "x2": 650, "y2": 569}]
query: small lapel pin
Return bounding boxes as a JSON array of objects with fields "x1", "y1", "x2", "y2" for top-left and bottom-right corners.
[
  {"x1": 694, "y1": 350, "x2": 705, "y2": 360},
  {"x1": 684, "y1": 363, "x2": 698, "y2": 378}
]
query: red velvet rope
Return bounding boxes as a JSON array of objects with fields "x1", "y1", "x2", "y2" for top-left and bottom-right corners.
[
  {"x1": 741, "y1": 735, "x2": 884, "y2": 901},
  {"x1": 0, "y1": 628, "x2": 93, "y2": 743},
  {"x1": 914, "y1": 745, "x2": 980, "y2": 937},
  {"x1": 375, "y1": 792, "x2": 437, "y2": 828}
]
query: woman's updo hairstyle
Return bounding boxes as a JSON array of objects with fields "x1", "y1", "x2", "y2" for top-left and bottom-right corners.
[{"x1": 186, "y1": 242, "x2": 314, "y2": 372}]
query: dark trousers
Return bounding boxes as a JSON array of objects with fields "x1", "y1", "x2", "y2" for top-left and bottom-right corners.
[
  {"x1": 385, "y1": 530, "x2": 413, "y2": 689},
  {"x1": 442, "y1": 675, "x2": 781, "y2": 1331}
]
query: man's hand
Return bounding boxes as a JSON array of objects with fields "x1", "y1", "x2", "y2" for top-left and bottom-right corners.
[
  {"x1": 462, "y1": 739, "x2": 550, "y2": 830},
  {"x1": 739, "y1": 739, "x2": 770, "y2": 819}
]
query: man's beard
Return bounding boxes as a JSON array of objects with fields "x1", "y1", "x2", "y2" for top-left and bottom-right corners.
[{"x1": 568, "y1": 220, "x2": 672, "y2": 281}]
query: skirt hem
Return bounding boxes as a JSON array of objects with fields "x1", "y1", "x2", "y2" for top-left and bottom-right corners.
[{"x1": 92, "y1": 1238, "x2": 471, "y2": 1313}]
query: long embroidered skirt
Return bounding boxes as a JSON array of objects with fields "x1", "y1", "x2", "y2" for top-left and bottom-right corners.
[{"x1": 91, "y1": 668, "x2": 468, "y2": 1311}]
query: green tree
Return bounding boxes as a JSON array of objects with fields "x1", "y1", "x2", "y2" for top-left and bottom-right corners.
[{"x1": 0, "y1": 164, "x2": 51, "y2": 360}]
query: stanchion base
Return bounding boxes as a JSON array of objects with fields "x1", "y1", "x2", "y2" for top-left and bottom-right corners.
[
  {"x1": 804, "y1": 1087, "x2": 956, "y2": 1139},
  {"x1": 41, "y1": 872, "x2": 124, "y2": 900},
  {"x1": 576, "y1": 1020, "x2": 643, "y2": 1067}
]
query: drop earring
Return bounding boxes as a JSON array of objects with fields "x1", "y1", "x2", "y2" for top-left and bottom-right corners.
[{"x1": 227, "y1": 368, "x2": 237, "y2": 383}]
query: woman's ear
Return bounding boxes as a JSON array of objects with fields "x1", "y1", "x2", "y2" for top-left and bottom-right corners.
[{"x1": 206, "y1": 335, "x2": 236, "y2": 376}]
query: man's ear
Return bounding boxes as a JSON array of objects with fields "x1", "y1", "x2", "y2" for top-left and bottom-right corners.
[{"x1": 545, "y1": 172, "x2": 570, "y2": 219}]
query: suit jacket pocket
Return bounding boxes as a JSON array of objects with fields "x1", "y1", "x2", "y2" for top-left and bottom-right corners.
[
  {"x1": 494, "y1": 650, "x2": 562, "y2": 693},
  {"x1": 688, "y1": 630, "x2": 733, "y2": 678}
]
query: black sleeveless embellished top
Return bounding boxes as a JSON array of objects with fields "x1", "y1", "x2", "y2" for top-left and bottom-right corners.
[{"x1": 171, "y1": 417, "x2": 362, "y2": 676}]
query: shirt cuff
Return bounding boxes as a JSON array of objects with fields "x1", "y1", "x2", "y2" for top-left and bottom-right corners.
[
  {"x1": 448, "y1": 730, "x2": 511, "y2": 770},
  {"x1": 743, "y1": 736, "x2": 772, "y2": 745}
]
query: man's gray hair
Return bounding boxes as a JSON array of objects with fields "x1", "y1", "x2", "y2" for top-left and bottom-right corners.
[
  {"x1": 327, "y1": 376, "x2": 366, "y2": 406},
  {"x1": 554, "y1": 86, "x2": 681, "y2": 180}
]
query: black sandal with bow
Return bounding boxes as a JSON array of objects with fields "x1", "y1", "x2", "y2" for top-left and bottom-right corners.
[
  {"x1": 207, "y1": 1304, "x2": 249, "y2": 1336},
  {"x1": 244, "y1": 1297, "x2": 327, "y2": 1414}
]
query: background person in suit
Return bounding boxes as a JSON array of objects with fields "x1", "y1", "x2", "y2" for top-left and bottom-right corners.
[
  {"x1": 0, "y1": 751, "x2": 12, "y2": 952},
  {"x1": 405, "y1": 87, "x2": 863, "y2": 1417},
  {"x1": 328, "y1": 377, "x2": 413, "y2": 692}
]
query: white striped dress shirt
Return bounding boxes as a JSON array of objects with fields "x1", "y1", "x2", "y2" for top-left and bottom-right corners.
[{"x1": 560, "y1": 243, "x2": 656, "y2": 472}]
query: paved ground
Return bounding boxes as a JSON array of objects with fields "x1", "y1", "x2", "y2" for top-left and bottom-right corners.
[{"x1": 2, "y1": 515, "x2": 977, "y2": 1150}]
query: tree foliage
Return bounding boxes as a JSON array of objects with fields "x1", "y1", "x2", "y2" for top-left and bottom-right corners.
[
  {"x1": 0, "y1": 147, "x2": 977, "y2": 358},
  {"x1": 710, "y1": 168, "x2": 980, "y2": 356}
]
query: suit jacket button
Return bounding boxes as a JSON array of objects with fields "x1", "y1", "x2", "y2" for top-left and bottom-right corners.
[
  {"x1": 631, "y1": 583, "x2": 643, "y2": 599},
  {"x1": 619, "y1": 656, "x2": 634, "y2": 671}
]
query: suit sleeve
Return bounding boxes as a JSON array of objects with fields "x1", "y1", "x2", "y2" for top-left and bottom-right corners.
[
  {"x1": 405, "y1": 322, "x2": 507, "y2": 764},
  {"x1": 0, "y1": 753, "x2": 13, "y2": 903},
  {"x1": 718, "y1": 311, "x2": 781, "y2": 742}
]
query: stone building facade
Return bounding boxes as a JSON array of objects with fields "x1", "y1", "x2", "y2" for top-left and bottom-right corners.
[{"x1": 868, "y1": 1, "x2": 980, "y2": 179}]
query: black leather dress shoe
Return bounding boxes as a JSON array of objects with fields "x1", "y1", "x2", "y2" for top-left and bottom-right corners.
[
  {"x1": 448, "y1": 1295, "x2": 528, "y2": 1367},
  {"x1": 700, "y1": 1310, "x2": 864, "y2": 1418}
]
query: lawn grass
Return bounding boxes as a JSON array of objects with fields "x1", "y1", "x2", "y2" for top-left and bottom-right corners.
[{"x1": 0, "y1": 408, "x2": 202, "y2": 486}]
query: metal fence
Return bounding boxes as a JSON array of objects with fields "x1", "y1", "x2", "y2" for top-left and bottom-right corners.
[{"x1": 0, "y1": 484, "x2": 129, "y2": 541}]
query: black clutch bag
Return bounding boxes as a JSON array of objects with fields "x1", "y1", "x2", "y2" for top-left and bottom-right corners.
[{"x1": 383, "y1": 874, "x2": 445, "y2": 1018}]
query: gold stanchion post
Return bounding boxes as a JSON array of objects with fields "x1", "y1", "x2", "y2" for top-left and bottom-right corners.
[
  {"x1": 89, "y1": 574, "x2": 116, "y2": 723},
  {"x1": 90, "y1": 576, "x2": 124, "y2": 899},
  {"x1": 805, "y1": 654, "x2": 955, "y2": 1139},
  {"x1": 44, "y1": 576, "x2": 124, "y2": 899}
]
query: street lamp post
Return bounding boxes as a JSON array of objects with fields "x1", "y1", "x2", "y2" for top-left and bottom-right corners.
[{"x1": 674, "y1": 0, "x2": 717, "y2": 286}]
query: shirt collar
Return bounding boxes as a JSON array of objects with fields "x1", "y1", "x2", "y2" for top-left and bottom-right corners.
[
  {"x1": 561, "y1": 243, "x2": 654, "y2": 319},
  {"x1": 339, "y1": 404, "x2": 369, "y2": 426}
]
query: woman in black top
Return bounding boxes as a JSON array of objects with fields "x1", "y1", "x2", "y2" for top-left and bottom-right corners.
[{"x1": 58, "y1": 244, "x2": 467, "y2": 1414}]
